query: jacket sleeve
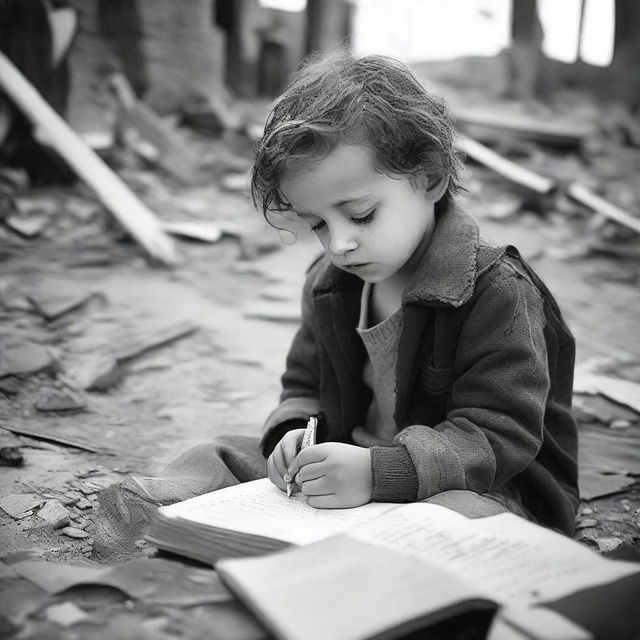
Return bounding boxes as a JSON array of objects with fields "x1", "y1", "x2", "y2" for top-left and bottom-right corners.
[
  {"x1": 260, "y1": 264, "x2": 321, "y2": 455},
  {"x1": 372, "y1": 264, "x2": 550, "y2": 501}
]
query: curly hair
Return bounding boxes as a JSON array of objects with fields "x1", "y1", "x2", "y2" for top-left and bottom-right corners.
[{"x1": 251, "y1": 49, "x2": 464, "y2": 221}]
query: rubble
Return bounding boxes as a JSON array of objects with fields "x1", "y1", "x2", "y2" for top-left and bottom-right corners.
[
  {"x1": 61, "y1": 526, "x2": 90, "y2": 539},
  {"x1": 34, "y1": 388, "x2": 87, "y2": 413},
  {"x1": 0, "y1": 494, "x2": 43, "y2": 519},
  {"x1": 35, "y1": 500, "x2": 71, "y2": 529},
  {"x1": 0, "y1": 340, "x2": 57, "y2": 377}
]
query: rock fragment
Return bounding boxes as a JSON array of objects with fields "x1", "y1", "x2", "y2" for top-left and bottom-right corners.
[
  {"x1": 0, "y1": 494, "x2": 42, "y2": 518},
  {"x1": 36, "y1": 500, "x2": 71, "y2": 529},
  {"x1": 61, "y1": 526, "x2": 90, "y2": 539}
]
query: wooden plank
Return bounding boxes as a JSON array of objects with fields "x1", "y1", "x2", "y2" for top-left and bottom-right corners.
[
  {"x1": 567, "y1": 183, "x2": 640, "y2": 235},
  {"x1": 455, "y1": 133, "x2": 555, "y2": 194},
  {"x1": 110, "y1": 73, "x2": 200, "y2": 185},
  {"x1": 455, "y1": 106, "x2": 591, "y2": 148},
  {"x1": 0, "y1": 51, "x2": 180, "y2": 266}
]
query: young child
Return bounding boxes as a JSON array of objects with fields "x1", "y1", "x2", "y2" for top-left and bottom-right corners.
[{"x1": 251, "y1": 50, "x2": 579, "y2": 535}]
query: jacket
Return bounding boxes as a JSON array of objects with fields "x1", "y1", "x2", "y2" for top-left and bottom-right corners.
[{"x1": 261, "y1": 207, "x2": 579, "y2": 535}]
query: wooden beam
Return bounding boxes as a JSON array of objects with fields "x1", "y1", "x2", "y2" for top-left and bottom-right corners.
[
  {"x1": 567, "y1": 182, "x2": 640, "y2": 235},
  {"x1": 454, "y1": 106, "x2": 591, "y2": 148},
  {"x1": 455, "y1": 133, "x2": 555, "y2": 194},
  {"x1": 0, "y1": 51, "x2": 180, "y2": 266}
]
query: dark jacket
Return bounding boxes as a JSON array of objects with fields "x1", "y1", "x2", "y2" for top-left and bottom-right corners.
[{"x1": 261, "y1": 208, "x2": 579, "y2": 535}]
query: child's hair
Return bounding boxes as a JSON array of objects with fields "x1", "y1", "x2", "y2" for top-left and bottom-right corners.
[{"x1": 251, "y1": 48, "x2": 464, "y2": 221}]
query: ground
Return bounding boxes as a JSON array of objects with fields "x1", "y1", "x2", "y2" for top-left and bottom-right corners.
[{"x1": 0, "y1": 74, "x2": 639, "y2": 638}]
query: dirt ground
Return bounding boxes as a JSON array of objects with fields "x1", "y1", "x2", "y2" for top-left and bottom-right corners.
[{"x1": 1, "y1": 75, "x2": 639, "y2": 638}]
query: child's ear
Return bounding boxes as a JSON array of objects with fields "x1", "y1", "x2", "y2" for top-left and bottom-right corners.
[{"x1": 425, "y1": 175, "x2": 449, "y2": 203}]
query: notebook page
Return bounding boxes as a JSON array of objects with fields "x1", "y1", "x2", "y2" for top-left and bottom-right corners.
[
  {"x1": 347, "y1": 503, "x2": 639, "y2": 605},
  {"x1": 159, "y1": 478, "x2": 398, "y2": 545}
]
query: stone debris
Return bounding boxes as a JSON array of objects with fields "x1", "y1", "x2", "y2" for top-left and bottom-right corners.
[
  {"x1": 574, "y1": 373, "x2": 640, "y2": 416},
  {"x1": 34, "y1": 388, "x2": 87, "y2": 413},
  {"x1": 113, "y1": 321, "x2": 199, "y2": 363},
  {"x1": 0, "y1": 493, "x2": 43, "y2": 519},
  {"x1": 0, "y1": 446, "x2": 24, "y2": 466},
  {"x1": 63, "y1": 491, "x2": 83, "y2": 505},
  {"x1": 26, "y1": 286, "x2": 99, "y2": 321},
  {"x1": 44, "y1": 601, "x2": 88, "y2": 627},
  {"x1": 61, "y1": 526, "x2": 90, "y2": 539},
  {"x1": 0, "y1": 340, "x2": 57, "y2": 377},
  {"x1": 5, "y1": 209, "x2": 53, "y2": 238},
  {"x1": 0, "y1": 375, "x2": 22, "y2": 395},
  {"x1": 595, "y1": 536, "x2": 623, "y2": 553},
  {"x1": 74, "y1": 497, "x2": 93, "y2": 510},
  {"x1": 36, "y1": 501, "x2": 71, "y2": 529},
  {"x1": 67, "y1": 354, "x2": 123, "y2": 391}
]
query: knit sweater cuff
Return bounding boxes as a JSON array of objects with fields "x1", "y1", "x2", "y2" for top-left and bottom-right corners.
[{"x1": 370, "y1": 445, "x2": 419, "y2": 502}]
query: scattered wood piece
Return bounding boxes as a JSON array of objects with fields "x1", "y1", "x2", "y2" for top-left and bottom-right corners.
[
  {"x1": 454, "y1": 106, "x2": 592, "y2": 148},
  {"x1": 26, "y1": 287, "x2": 98, "y2": 321},
  {"x1": 114, "y1": 321, "x2": 198, "y2": 363},
  {"x1": 243, "y1": 303, "x2": 301, "y2": 323},
  {"x1": 567, "y1": 183, "x2": 640, "y2": 236},
  {"x1": 0, "y1": 51, "x2": 179, "y2": 266},
  {"x1": 455, "y1": 133, "x2": 555, "y2": 194},
  {"x1": 111, "y1": 73, "x2": 200, "y2": 186},
  {"x1": 0, "y1": 340, "x2": 57, "y2": 378},
  {"x1": 1, "y1": 425, "x2": 114, "y2": 455},
  {"x1": 574, "y1": 374, "x2": 640, "y2": 416},
  {"x1": 162, "y1": 221, "x2": 223, "y2": 243}
]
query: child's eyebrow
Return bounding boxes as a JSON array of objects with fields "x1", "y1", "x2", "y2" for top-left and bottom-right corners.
[
  {"x1": 293, "y1": 195, "x2": 372, "y2": 218},
  {"x1": 334, "y1": 195, "x2": 371, "y2": 207}
]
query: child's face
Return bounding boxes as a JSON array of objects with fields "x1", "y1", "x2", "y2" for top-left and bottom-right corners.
[{"x1": 281, "y1": 144, "x2": 441, "y2": 285}]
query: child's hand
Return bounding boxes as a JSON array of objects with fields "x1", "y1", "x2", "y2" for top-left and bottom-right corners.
[
  {"x1": 267, "y1": 428, "x2": 306, "y2": 492},
  {"x1": 288, "y1": 443, "x2": 372, "y2": 508}
]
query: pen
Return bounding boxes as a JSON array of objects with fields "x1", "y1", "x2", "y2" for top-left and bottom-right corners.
[{"x1": 287, "y1": 416, "x2": 317, "y2": 497}]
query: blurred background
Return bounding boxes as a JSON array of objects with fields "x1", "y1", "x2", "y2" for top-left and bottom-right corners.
[{"x1": 0, "y1": 2, "x2": 639, "y2": 636}]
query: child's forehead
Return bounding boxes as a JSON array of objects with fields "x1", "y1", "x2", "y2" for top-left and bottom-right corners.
[
  {"x1": 280, "y1": 144, "x2": 381, "y2": 207},
  {"x1": 283, "y1": 144, "x2": 377, "y2": 185}
]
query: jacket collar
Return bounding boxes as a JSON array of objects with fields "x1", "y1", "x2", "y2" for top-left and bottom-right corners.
[
  {"x1": 312, "y1": 206, "x2": 482, "y2": 309},
  {"x1": 402, "y1": 206, "x2": 479, "y2": 308}
]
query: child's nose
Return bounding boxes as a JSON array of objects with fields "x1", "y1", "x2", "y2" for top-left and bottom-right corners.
[{"x1": 330, "y1": 233, "x2": 358, "y2": 256}]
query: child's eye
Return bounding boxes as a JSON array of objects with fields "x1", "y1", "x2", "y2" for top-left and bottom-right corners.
[
  {"x1": 352, "y1": 209, "x2": 376, "y2": 225},
  {"x1": 311, "y1": 220, "x2": 326, "y2": 232}
]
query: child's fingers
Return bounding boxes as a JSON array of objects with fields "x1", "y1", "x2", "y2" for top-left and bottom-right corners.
[
  {"x1": 270, "y1": 446, "x2": 288, "y2": 482},
  {"x1": 267, "y1": 454, "x2": 286, "y2": 490},
  {"x1": 281, "y1": 437, "x2": 302, "y2": 469},
  {"x1": 287, "y1": 443, "x2": 328, "y2": 479},
  {"x1": 299, "y1": 475, "x2": 331, "y2": 496},
  {"x1": 306, "y1": 493, "x2": 338, "y2": 509},
  {"x1": 296, "y1": 460, "x2": 326, "y2": 484}
]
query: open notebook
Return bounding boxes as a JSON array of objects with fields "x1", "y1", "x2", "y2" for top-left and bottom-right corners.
[{"x1": 145, "y1": 478, "x2": 640, "y2": 640}]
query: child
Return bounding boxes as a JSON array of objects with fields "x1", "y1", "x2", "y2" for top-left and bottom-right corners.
[
  {"x1": 251, "y1": 49, "x2": 579, "y2": 535},
  {"x1": 94, "y1": 50, "x2": 579, "y2": 560}
]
